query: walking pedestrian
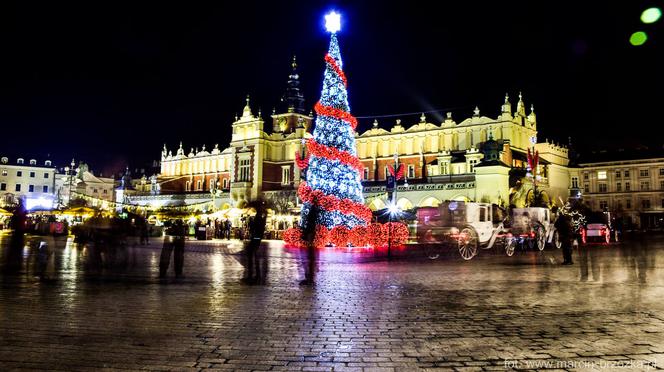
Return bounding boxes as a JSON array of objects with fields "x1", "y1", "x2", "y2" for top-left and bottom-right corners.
[
  {"x1": 224, "y1": 219, "x2": 231, "y2": 240},
  {"x1": 173, "y1": 219, "x2": 186, "y2": 278},
  {"x1": 299, "y1": 205, "x2": 319, "y2": 286},
  {"x1": 243, "y1": 200, "x2": 267, "y2": 284},
  {"x1": 137, "y1": 217, "x2": 149, "y2": 245},
  {"x1": 553, "y1": 206, "x2": 574, "y2": 265},
  {"x1": 159, "y1": 219, "x2": 186, "y2": 278}
]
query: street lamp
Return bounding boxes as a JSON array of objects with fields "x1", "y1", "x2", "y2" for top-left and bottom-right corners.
[
  {"x1": 386, "y1": 152, "x2": 401, "y2": 260},
  {"x1": 64, "y1": 158, "x2": 77, "y2": 207},
  {"x1": 386, "y1": 201, "x2": 401, "y2": 261},
  {"x1": 210, "y1": 179, "x2": 221, "y2": 212}
]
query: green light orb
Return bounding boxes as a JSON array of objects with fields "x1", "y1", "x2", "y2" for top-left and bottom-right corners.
[
  {"x1": 630, "y1": 31, "x2": 648, "y2": 46},
  {"x1": 641, "y1": 7, "x2": 661, "y2": 24}
]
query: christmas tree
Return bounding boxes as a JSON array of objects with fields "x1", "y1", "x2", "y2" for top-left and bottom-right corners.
[
  {"x1": 285, "y1": 12, "x2": 408, "y2": 248},
  {"x1": 299, "y1": 11, "x2": 371, "y2": 230}
]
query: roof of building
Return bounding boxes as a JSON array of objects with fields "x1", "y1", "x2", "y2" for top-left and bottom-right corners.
[
  {"x1": 578, "y1": 147, "x2": 664, "y2": 164},
  {"x1": 0, "y1": 156, "x2": 55, "y2": 168}
]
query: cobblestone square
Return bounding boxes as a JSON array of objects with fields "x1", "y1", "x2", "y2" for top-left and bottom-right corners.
[{"x1": 1, "y1": 234, "x2": 663, "y2": 371}]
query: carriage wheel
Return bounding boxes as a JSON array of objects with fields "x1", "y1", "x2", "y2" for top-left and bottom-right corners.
[
  {"x1": 458, "y1": 227, "x2": 478, "y2": 260},
  {"x1": 535, "y1": 225, "x2": 546, "y2": 251},
  {"x1": 553, "y1": 230, "x2": 561, "y2": 248},
  {"x1": 426, "y1": 244, "x2": 440, "y2": 260},
  {"x1": 505, "y1": 236, "x2": 516, "y2": 257}
]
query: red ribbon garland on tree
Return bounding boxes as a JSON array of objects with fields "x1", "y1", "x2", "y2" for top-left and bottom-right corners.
[
  {"x1": 283, "y1": 222, "x2": 409, "y2": 249},
  {"x1": 314, "y1": 101, "x2": 358, "y2": 130},
  {"x1": 297, "y1": 182, "x2": 372, "y2": 222},
  {"x1": 294, "y1": 150, "x2": 310, "y2": 170},
  {"x1": 306, "y1": 138, "x2": 363, "y2": 172},
  {"x1": 324, "y1": 54, "x2": 348, "y2": 87}
]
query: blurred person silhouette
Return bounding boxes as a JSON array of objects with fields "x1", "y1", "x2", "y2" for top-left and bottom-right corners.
[
  {"x1": 9, "y1": 198, "x2": 27, "y2": 249},
  {"x1": 3, "y1": 198, "x2": 28, "y2": 274},
  {"x1": 553, "y1": 205, "x2": 574, "y2": 265},
  {"x1": 613, "y1": 216, "x2": 623, "y2": 242},
  {"x1": 35, "y1": 240, "x2": 51, "y2": 280},
  {"x1": 578, "y1": 241, "x2": 600, "y2": 281},
  {"x1": 224, "y1": 219, "x2": 233, "y2": 240},
  {"x1": 243, "y1": 199, "x2": 267, "y2": 284},
  {"x1": 299, "y1": 204, "x2": 320, "y2": 286},
  {"x1": 159, "y1": 219, "x2": 186, "y2": 279},
  {"x1": 224, "y1": 219, "x2": 232, "y2": 239},
  {"x1": 137, "y1": 217, "x2": 149, "y2": 245}
]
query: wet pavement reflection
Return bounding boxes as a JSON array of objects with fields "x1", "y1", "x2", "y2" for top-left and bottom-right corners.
[{"x1": 1, "y1": 232, "x2": 663, "y2": 370}]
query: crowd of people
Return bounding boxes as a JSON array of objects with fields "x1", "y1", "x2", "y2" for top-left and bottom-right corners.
[{"x1": 5, "y1": 194, "x2": 630, "y2": 285}]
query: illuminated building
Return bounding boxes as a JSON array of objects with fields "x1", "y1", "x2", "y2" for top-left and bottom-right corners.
[
  {"x1": 355, "y1": 93, "x2": 570, "y2": 211},
  {"x1": 131, "y1": 58, "x2": 572, "y2": 228},
  {"x1": 144, "y1": 57, "x2": 311, "y2": 218},
  {"x1": 54, "y1": 161, "x2": 115, "y2": 208},
  {"x1": 0, "y1": 156, "x2": 56, "y2": 209},
  {"x1": 569, "y1": 149, "x2": 664, "y2": 229}
]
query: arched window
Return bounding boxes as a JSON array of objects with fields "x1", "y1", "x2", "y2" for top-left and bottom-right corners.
[{"x1": 17, "y1": 158, "x2": 24, "y2": 164}]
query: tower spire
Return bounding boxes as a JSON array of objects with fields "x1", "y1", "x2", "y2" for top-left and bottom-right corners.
[
  {"x1": 241, "y1": 94, "x2": 253, "y2": 119},
  {"x1": 516, "y1": 91, "x2": 526, "y2": 117},
  {"x1": 281, "y1": 55, "x2": 306, "y2": 114},
  {"x1": 501, "y1": 93, "x2": 512, "y2": 114}
]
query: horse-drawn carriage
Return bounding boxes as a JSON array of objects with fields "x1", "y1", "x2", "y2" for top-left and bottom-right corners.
[
  {"x1": 416, "y1": 201, "x2": 559, "y2": 260},
  {"x1": 504, "y1": 207, "x2": 560, "y2": 256}
]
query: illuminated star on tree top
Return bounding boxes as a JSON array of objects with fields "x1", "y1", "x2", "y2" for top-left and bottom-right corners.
[{"x1": 325, "y1": 11, "x2": 341, "y2": 33}]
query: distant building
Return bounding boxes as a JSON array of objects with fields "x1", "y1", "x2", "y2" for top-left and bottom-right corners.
[
  {"x1": 0, "y1": 156, "x2": 56, "y2": 209},
  {"x1": 54, "y1": 161, "x2": 115, "y2": 208},
  {"x1": 569, "y1": 148, "x2": 664, "y2": 229}
]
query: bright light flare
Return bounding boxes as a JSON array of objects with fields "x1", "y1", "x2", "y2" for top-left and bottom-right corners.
[
  {"x1": 630, "y1": 31, "x2": 648, "y2": 46},
  {"x1": 641, "y1": 8, "x2": 661, "y2": 24},
  {"x1": 325, "y1": 11, "x2": 341, "y2": 33},
  {"x1": 387, "y1": 202, "x2": 400, "y2": 216}
]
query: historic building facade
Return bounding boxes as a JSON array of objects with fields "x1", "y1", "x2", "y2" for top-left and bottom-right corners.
[
  {"x1": 354, "y1": 94, "x2": 570, "y2": 211},
  {"x1": 128, "y1": 58, "x2": 572, "y2": 228},
  {"x1": 0, "y1": 156, "x2": 56, "y2": 209},
  {"x1": 54, "y1": 161, "x2": 116, "y2": 208},
  {"x1": 569, "y1": 150, "x2": 664, "y2": 229}
]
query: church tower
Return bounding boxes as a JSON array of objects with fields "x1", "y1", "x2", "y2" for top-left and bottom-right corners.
[{"x1": 271, "y1": 56, "x2": 313, "y2": 134}]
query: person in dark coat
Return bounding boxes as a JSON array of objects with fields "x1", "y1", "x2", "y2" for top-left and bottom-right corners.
[
  {"x1": 243, "y1": 201, "x2": 267, "y2": 284},
  {"x1": 173, "y1": 219, "x2": 186, "y2": 277},
  {"x1": 136, "y1": 217, "x2": 149, "y2": 245},
  {"x1": 553, "y1": 206, "x2": 574, "y2": 265},
  {"x1": 300, "y1": 205, "x2": 319, "y2": 286},
  {"x1": 225, "y1": 219, "x2": 232, "y2": 240},
  {"x1": 4, "y1": 199, "x2": 27, "y2": 274},
  {"x1": 159, "y1": 219, "x2": 186, "y2": 278}
]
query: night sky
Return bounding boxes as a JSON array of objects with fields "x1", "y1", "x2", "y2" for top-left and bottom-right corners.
[{"x1": 1, "y1": 1, "x2": 662, "y2": 175}]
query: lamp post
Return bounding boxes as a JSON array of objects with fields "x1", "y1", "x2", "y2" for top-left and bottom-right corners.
[
  {"x1": 65, "y1": 159, "x2": 76, "y2": 207},
  {"x1": 210, "y1": 179, "x2": 220, "y2": 212},
  {"x1": 387, "y1": 152, "x2": 401, "y2": 260}
]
